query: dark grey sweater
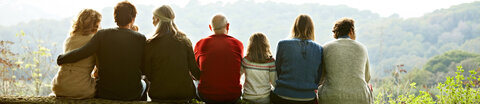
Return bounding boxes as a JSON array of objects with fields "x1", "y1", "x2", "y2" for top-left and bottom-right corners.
[{"x1": 57, "y1": 27, "x2": 146, "y2": 101}]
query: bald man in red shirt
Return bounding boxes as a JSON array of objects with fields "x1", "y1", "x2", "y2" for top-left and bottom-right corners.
[{"x1": 194, "y1": 14, "x2": 244, "y2": 104}]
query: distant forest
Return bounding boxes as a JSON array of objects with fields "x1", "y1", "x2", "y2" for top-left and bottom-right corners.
[{"x1": 1, "y1": 0, "x2": 479, "y2": 89}]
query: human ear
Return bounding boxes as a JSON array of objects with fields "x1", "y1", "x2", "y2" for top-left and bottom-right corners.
[
  {"x1": 226, "y1": 23, "x2": 230, "y2": 31},
  {"x1": 349, "y1": 29, "x2": 356, "y2": 40},
  {"x1": 152, "y1": 17, "x2": 158, "y2": 26},
  {"x1": 209, "y1": 25, "x2": 213, "y2": 31}
]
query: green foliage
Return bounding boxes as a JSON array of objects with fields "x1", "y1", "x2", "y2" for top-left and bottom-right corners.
[
  {"x1": 436, "y1": 66, "x2": 480, "y2": 103},
  {"x1": 461, "y1": 37, "x2": 480, "y2": 53},
  {"x1": 376, "y1": 66, "x2": 480, "y2": 104},
  {"x1": 406, "y1": 68, "x2": 435, "y2": 86},
  {"x1": 424, "y1": 50, "x2": 480, "y2": 73}
]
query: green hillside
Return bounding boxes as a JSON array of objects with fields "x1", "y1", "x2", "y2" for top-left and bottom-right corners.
[{"x1": 424, "y1": 50, "x2": 480, "y2": 73}]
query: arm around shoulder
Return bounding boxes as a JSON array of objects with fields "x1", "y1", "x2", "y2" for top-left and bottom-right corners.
[{"x1": 57, "y1": 31, "x2": 103, "y2": 65}]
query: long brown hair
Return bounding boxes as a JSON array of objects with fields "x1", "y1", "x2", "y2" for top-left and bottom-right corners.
[
  {"x1": 70, "y1": 9, "x2": 102, "y2": 36},
  {"x1": 149, "y1": 5, "x2": 192, "y2": 48},
  {"x1": 290, "y1": 14, "x2": 315, "y2": 40},
  {"x1": 246, "y1": 32, "x2": 272, "y2": 63}
]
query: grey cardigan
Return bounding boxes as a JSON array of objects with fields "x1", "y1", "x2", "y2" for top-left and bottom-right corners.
[{"x1": 318, "y1": 38, "x2": 373, "y2": 104}]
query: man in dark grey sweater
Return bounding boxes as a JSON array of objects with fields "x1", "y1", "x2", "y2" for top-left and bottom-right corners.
[{"x1": 56, "y1": 1, "x2": 146, "y2": 101}]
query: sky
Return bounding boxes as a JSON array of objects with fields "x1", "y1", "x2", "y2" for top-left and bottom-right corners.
[{"x1": 0, "y1": 0, "x2": 478, "y2": 26}]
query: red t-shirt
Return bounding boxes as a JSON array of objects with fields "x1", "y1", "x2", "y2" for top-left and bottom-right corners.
[{"x1": 194, "y1": 34, "x2": 243, "y2": 101}]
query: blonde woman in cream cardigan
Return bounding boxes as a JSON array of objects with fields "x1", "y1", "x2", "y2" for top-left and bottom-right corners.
[{"x1": 51, "y1": 9, "x2": 101, "y2": 99}]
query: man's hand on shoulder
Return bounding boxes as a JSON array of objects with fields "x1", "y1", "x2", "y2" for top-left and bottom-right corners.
[{"x1": 56, "y1": 55, "x2": 64, "y2": 65}]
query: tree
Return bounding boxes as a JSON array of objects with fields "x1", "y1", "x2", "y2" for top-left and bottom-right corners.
[{"x1": 424, "y1": 50, "x2": 480, "y2": 73}]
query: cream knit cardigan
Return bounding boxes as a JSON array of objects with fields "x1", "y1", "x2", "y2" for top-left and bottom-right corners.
[
  {"x1": 318, "y1": 38, "x2": 373, "y2": 104},
  {"x1": 51, "y1": 33, "x2": 96, "y2": 99}
]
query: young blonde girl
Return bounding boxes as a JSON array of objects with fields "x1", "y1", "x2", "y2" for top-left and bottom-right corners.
[
  {"x1": 51, "y1": 9, "x2": 101, "y2": 99},
  {"x1": 241, "y1": 32, "x2": 276, "y2": 104}
]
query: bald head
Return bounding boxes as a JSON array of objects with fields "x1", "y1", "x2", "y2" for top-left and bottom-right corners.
[{"x1": 211, "y1": 14, "x2": 229, "y2": 30}]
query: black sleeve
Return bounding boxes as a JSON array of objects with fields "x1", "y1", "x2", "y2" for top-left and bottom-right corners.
[
  {"x1": 57, "y1": 31, "x2": 102, "y2": 65},
  {"x1": 143, "y1": 42, "x2": 152, "y2": 77},
  {"x1": 187, "y1": 40, "x2": 201, "y2": 80}
]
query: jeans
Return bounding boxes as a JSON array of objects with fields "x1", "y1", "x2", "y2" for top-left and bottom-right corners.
[
  {"x1": 138, "y1": 79, "x2": 149, "y2": 101},
  {"x1": 270, "y1": 92, "x2": 317, "y2": 104},
  {"x1": 141, "y1": 80, "x2": 146, "y2": 96}
]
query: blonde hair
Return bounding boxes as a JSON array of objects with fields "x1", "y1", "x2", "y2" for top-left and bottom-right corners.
[
  {"x1": 149, "y1": 5, "x2": 192, "y2": 47},
  {"x1": 246, "y1": 33, "x2": 272, "y2": 63},
  {"x1": 290, "y1": 14, "x2": 315, "y2": 40},
  {"x1": 71, "y1": 9, "x2": 102, "y2": 35}
]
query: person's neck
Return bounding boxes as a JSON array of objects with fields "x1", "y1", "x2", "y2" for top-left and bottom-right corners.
[
  {"x1": 119, "y1": 25, "x2": 129, "y2": 29},
  {"x1": 213, "y1": 30, "x2": 227, "y2": 35},
  {"x1": 118, "y1": 23, "x2": 132, "y2": 29}
]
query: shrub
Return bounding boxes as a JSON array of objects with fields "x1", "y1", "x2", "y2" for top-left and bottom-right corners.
[{"x1": 375, "y1": 65, "x2": 479, "y2": 104}]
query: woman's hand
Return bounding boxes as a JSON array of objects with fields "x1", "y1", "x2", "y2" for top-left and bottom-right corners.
[{"x1": 368, "y1": 83, "x2": 373, "y2": 92}]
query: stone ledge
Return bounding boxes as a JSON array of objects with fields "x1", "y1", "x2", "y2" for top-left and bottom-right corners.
[{"x1": 0, "y1": 96, "x2": 199, "y2": 104}]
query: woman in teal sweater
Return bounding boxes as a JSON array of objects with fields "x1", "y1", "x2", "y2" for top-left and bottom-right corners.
[{"x1": 271, "y1": 14, "x2": 323, "y2": 104}]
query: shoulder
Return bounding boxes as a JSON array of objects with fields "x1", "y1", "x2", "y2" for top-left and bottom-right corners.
[
  {"x1": 96, "y1": 28, "x2": 116, "y2": 35},
  {"x1": 352, "y1": 40, "x2": 367, "y2": 48},
  {"x1": 322, "y1": 39, "x2": 341, "y2": 49},
  {"x1": 195, "y1": 37, "x2": 209, "y2": 47},
  {"x1": 342, "y1": 39, "x2": 367, "y2": 50},
  {"x1": 242, "y1": 57, "x2": 276, "y2": 68},
  {"x1": 91, "y1": 29, "x2": 109, "y2": 38},
  {"x1": 277, "y1": 39, "x2": 297, "y2": 47},
  {"x1": 353, "y1": 41, "x2": 368, "y2": 52},
  {"x1": 194, "y1": 35, "x2": 214, "y2": 50},
  {"x1": 266, "y1": 57, "x2": 276, "y2": 63},
  {"x1": 93, "y1": 28, "x2": 118, "y2": 38},
  {"x1": 226, "y1": 35, "x2": 243, "y2": 45},
  {"x1": 198, "y1": 35, "x2": 216, "y2": 42},
  {"x1": 307, "y1": 40, "x2": 322, "y2": 48},
  {"x1": 278, "y1": 39, "x2": 297, "y2": 43},
  {"x1": 131, "y1": 31, "x2": 146, "y2": 40}
]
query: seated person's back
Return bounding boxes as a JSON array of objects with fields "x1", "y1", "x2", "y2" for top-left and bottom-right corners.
[
  {"x1": 195, "y1": 33, "x2": 243, "y2": 101},
  {"x1": 94, "y1": 28, "x2": 146, "y2": 100},
  {"x1": 57, "y1": 1, "x2": 147, "y2": 101},
  {"x1": 143, "y1": 5, "x2": 201, "y2": 101},
  {"x1": 57, "y1": 27, "x2": 146, "y2": 100},
  {"x1": 194, "y1": 14, "x2": 244, "y2": 103},
  {"x1": 51, "y1": 9, "x2": 102, "y2": 99}
]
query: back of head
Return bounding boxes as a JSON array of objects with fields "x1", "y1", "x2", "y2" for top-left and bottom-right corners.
[
  {"x1": 332, "y1": 17, "x2": 355, "y2": 39},
  {"x1": 150, "y1": 5, "x2": 191, "y2": 47},
  {"x1": 152, "y1": 5, "x2": 176, "y2": 35},
  {"x1": 114, "y1": 1, "x2": 137, "y2": 27},
  {"x1": 291, "y1": 14, "x2": 315, "y2": 40},
  {"x1": 71, "y1": 9, "x2": 102, "y2": 36},
  {"x1": 211, "y1": 14, "x2": 228, "y2": 31},
  {"x1": 247, "y1": 32, "x2": 272, "y2": 63}
]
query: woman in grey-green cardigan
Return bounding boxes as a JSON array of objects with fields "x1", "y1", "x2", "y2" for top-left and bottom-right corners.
[{"x1": 318, "y1": 18, "x2": 373, "y2": 104}]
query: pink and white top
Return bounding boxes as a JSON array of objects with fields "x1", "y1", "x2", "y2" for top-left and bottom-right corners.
[{"x1": 241, "y1": 57, "x2": 276, "y2": 100}]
